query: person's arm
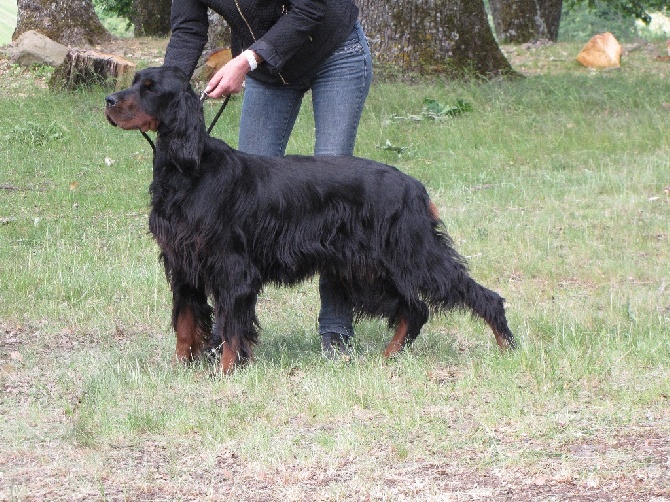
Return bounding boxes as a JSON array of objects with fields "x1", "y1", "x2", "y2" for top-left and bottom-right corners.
[
  {"x1": 204, "y1": 0, "x2": 327, "y2": 98},
  {"x1": 163, "y1": 0, "x2": 210, "y2": 78},
  {"x1": 249, "y1": 0, "x2": 327, "y2": 74}
]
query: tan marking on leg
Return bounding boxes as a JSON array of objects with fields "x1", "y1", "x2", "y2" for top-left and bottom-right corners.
[
  {"x1": 220, "y1": 341, "x2": 238, "y2": 374},
  {"x1": 428, "y1": 201, "x2": 440, "y2": 221},
  {"x1": 174, "y1": 306, "x2": 197, "y2": 362},
  {"x1": 384, "y1": 317, "x2": 409, "y2": 358}
]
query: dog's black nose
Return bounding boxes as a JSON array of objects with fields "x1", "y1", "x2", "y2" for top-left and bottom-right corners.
[{"x1": 105, "y1": 96, "x2": 117, "y2": 107}]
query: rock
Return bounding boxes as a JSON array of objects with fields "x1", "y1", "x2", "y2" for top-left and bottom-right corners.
[{"x1": 4, "y1": 30, "x2": 69, "y2": 67}]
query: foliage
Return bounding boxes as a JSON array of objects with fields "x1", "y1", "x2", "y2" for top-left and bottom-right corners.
[
  {"x1": 93, "y1": 0, "x2": 132, "y2": 20},
  {"x1": 0, "y1": 0, "x2": 18, "y2": 45},
  {"x1": 388, "y1": 97, "x2": 474, "y2": 122},
  {"x1": 93, "y1": 0, "x2": 134, "y2": 36},
  {"x1": 565, "y1": 0, "x2": 668, "y2": 24},
  {"x1": 96, "y1": 12, "x2": 133, "y2": 37},
  {"x1": 636, "y1": 11, "x2": 670, "y2": 39},
  {"x1": 559, "y1": 1, "x2": 639, "y2": 41},
  {"x1": 422, "y1": 97, "x2": 473, "y2": 118},
  {"x1": 93, "y1": 0, "x2": 171, "y2": 36}
]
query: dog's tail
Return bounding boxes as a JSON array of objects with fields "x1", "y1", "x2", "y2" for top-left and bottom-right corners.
[
  {"x1": 421, "y1": 204, "x2": 516, "y2": 350},
  {"x1": 444, "y1": 270, "x2": 516, "y2": 350},
  {"x1": 415, "y1": 252, "x2": 515, "y2": 350}
]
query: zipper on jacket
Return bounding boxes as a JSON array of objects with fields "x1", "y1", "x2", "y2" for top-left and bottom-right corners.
[{"x1": 233, "y1": 0, "x2": 288, "y2": 85}]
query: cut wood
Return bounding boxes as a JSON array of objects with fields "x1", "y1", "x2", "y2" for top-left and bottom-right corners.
[
  {"x1": 576, "y1": 32, "x2": 622, "y2": 69},
  {"x1": 193, "y1": 48, "x2": 232, "y2": 83},
  {"x1": 49, "y1": 49, "x2": 136, "y2": 91}
]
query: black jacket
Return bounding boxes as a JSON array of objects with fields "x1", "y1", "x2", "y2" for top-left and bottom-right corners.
[{"x1": 164, "y1": 0, "x2": 359, "y2": 87}]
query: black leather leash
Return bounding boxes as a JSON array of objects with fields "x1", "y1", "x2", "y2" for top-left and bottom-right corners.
[
  {"x1": 140, "y1": 92, "x2": 231, "y2": 154},
  {"x1": 141, "y1": 130, "x2": 156, "y2": 154},
  {"x1": 203, "y1": 92, "x2": 232, "y2": 135}
]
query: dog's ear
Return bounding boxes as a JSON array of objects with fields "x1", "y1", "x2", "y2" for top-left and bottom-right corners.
[{"x1": 165, "y1": 88, "x2": 205, "y2": 173}]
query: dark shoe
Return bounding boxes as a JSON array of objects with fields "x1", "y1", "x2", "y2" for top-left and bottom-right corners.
[{"x1": 321, "y1": 332, "x2": 353, "y2": 360}]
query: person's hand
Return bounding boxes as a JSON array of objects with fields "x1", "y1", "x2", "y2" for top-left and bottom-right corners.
[{"x1": 204, "y1": 52, "x2": 259, "y2": 99}]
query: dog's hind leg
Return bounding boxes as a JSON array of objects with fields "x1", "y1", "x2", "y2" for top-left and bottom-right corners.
[
  {"x1": 383, "y1": 316, "x2": 410, "y2": 358},
  {"x1": 383, "y1": 301, "x2": 429, "y2": 358}
]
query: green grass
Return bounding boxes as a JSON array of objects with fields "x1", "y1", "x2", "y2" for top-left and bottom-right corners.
[
  {"x1": 0, "y1": 0, "x2": 16, "y2": 45},
  {"x1": 1, "y1": 42, "x2": 669, "y2": 499}
]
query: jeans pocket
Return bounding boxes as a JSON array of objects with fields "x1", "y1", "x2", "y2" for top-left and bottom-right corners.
[
  {"x1": 329, "y1": 22, "x2": 368, "y2": 59},
  {"x1": 330, "y1": 37, "x2": 364, "y2": 58}
]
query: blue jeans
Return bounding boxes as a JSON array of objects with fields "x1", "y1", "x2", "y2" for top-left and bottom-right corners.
[{"x1": 238, "y1": 22, "x2": 372, "y2": 338}]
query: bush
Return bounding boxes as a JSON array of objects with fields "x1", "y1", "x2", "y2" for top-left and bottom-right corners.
[{"x1": 559, "y1": 3, "x2": 638, "y2": 42}]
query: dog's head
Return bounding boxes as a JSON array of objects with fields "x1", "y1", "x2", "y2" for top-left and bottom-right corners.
[{"x1": 105, "y1": 66, "x2": 205, "y2": 171}]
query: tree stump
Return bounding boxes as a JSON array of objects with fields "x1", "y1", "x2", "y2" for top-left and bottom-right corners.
[{"x1": 49, "y1": 49, "x2": 136, "y2": 91}]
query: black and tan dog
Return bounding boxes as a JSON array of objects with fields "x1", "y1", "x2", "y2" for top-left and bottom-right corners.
[{"x1": 105, "y1": 66, "x2": 516, "y2": 373}]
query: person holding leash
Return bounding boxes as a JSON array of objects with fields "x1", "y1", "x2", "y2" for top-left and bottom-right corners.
[{"x1": 163, "y1": 0, "x2": 373, "y2": 358}]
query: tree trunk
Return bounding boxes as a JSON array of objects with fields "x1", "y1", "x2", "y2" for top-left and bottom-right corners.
[
  {"x1": 489, "y1": 0, "x2": 563, "y2": 43},
  {"x1": 206, "y1": 12, "x2": 232, "y2": 51},
  {"x1": 357, "y1": 0, "x2": 517, "y2": 79},
  {"x1": 132, "y1": 0, "x2": 172, "y2": 37},
  {"x1": 14, "y1": 0, "x2": 110, "y2": 46}
]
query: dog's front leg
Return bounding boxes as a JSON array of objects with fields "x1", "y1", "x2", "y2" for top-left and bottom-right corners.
[
  {"x1": 213, "y1": 308, "x2": 254, "y2": 375},
  {"x1": 174, "y1": 305, "x2": 200, "y2": 362},
  {"x1": 213, "y1": 287, "x2": 260, "y2": 374},
  {"x1": 171, "y1": 279, "x2": 213, "y2": 363},
  {"x1": 220, "y1": 340, "x2": 239, "y2": 375}
]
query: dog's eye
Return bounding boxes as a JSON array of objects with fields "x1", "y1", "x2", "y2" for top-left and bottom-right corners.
[{"x1": 142, "y1": 79, "x2": 155, "y2": 92}]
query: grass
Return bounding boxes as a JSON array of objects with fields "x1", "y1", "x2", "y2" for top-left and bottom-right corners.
[
  {"x1": 0, "y1": 0, "x2": 16, "y2": 45},
  {"x1": 1, "y1": 41, "x2": 669, "y2": 499}
]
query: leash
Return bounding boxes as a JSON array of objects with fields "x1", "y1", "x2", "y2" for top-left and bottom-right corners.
[
  {"x1": 139, "y1": 91, "x2": 231, "y2": 153},
  {"x1": 202, "y1": 92, "x2": 231, "y2": 135},
  {"x1": 141, "y1": 131, "x2": 156, "y2": 154}
]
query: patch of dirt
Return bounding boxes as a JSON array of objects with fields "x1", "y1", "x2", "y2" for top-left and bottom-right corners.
[
  {"x1": 2, "y1": 319, "x2": 668, "y2": 502},
  {"x1": 3, "y1": 434, "x2": 669, "y2": 501}
]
